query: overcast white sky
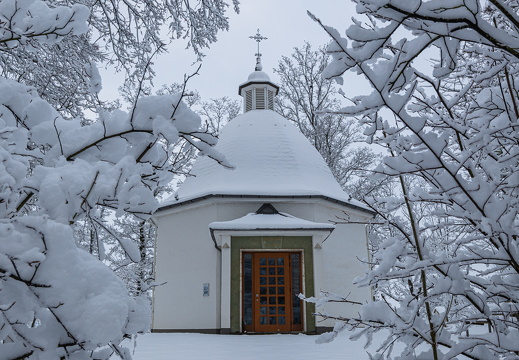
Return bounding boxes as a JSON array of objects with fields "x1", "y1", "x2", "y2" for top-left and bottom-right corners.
[{"x1": 100, "y1": 0, "x2": 358, "y2": 104}]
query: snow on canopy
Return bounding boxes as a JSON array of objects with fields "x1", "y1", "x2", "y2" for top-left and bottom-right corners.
[
  {"x1": 209, "y1": 212, "x2": 336, "y2": 231},
  {"x1": 244, "y1": 70, "x2": 271, "y2": 83},
  {"x1": 162, "y1": 109, "x2": 367, "y2": 210}
]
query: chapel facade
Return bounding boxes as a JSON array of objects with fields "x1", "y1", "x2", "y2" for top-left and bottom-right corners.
[{"x1": 151, "y1": 51, "x2": 373, "y2": 334}]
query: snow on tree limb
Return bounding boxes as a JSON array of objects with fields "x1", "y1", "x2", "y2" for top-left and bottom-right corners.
[
  {"x1": 0, "y1": 0, "x2": 89, "y2": 47},
  {"x1": 307, "y1": 1, "x2": 519, "y2": 359},
  {"x1": 0, "y1": 1, "x2": 232, "y2": 358}
]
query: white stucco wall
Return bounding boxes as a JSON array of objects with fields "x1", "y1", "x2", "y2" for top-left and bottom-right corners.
[
  {"x1": 313, "y1": 203, "x2": 372, "y2": 327},
  {"x1": 152, "y1": 202, "x2": 220, "y2": 330},
  {"x1": 152, "y1": 198, "x2": 372, "y2": 332}
]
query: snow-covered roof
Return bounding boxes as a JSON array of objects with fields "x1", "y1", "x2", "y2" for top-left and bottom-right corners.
[
  {"x1": 209, "y1": 211, "x2": 336, "y2": 231},
  {"x1": 160, "y1": 109, "x2": 369, "y2": 212},
  {"x1": 246, "y1": 70, "x2": 271, "y2": 82}
]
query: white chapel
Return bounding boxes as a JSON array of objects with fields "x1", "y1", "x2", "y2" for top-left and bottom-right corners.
[{"x1": 151, "y1": 45, "x2": 374, "y2": 334}]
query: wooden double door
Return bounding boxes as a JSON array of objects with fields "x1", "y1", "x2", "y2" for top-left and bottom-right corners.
[{"x1": 242, "y1": 252, "x2": 303, "y2": 333}]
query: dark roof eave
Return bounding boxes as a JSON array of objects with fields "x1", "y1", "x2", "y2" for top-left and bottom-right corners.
[
  {"x1": 157, "y1": 194, "x2": 376, "y2": 216},
  {"x1": 238, "y1": 81, "x2": 280, "y2": 95}
]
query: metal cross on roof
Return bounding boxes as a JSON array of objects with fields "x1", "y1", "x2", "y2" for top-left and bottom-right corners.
[
  {"x1": 249, "y1": 29, "x2": 268, "y2": 57},
  {"x1": 249, "y1": 29, "x2": 267, "y2": 71}
]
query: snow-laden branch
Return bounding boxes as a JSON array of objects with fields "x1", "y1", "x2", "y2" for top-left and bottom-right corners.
[
  {"x1": 306, "y1": 1, "x2": 519, "y2": 358},
  {"x1": 0, "y1": 2, "x2": 232, "y2": 358}
]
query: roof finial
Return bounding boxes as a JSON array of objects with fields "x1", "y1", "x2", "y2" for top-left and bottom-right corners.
[{"x1": 249, "y1": 29, "x2": 267, "y2": 71}]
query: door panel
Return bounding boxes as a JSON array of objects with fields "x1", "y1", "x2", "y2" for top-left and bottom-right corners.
[
  {"x1": 242, "y1": 252, "x2": 303, "y2": 333},
  {"x1": 254, "y1": 253, "x2": 291, "y2": 332}
]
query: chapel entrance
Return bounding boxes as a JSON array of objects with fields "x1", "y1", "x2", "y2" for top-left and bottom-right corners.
[{"x1": 242, "y1": 252, "x2": 303, "y2": 333}]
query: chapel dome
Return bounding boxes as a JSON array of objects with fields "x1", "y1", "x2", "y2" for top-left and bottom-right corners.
[{"x1": 166, "y1": 110, "x2": 363, "y2": 208}]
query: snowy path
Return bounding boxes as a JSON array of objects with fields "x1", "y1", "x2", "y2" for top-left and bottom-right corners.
[{"x1": 129, "y1": 333, "x2": 372, "y2": 359}]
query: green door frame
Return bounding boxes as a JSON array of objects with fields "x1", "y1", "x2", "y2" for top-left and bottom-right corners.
[{"x1": 230, "y1": 236, "x2": 316, "y2": 333}]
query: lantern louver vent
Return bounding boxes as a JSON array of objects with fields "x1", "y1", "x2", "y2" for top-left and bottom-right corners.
[
  {"x1": 268, "y1": 90, "x2": 274, "y2": 110},
  {"x1": 245, "y1": 89, "x2": 253, "y2": 112},
  {"x1": 255, "y1": 88, "x2": 265, "y2": 110}
]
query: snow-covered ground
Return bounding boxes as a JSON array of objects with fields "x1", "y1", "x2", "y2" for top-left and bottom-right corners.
[
  {"x1": 127, "y1": 332, "x2": 374, "y2": 360},
  {"x1": 127, "y1": 329, "x2": 495, "y2": 359}
]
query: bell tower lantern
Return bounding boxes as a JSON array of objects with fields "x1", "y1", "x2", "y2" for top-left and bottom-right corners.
[{"x1": 238, "y1": 29, "x2": 279, "y2": 112}]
